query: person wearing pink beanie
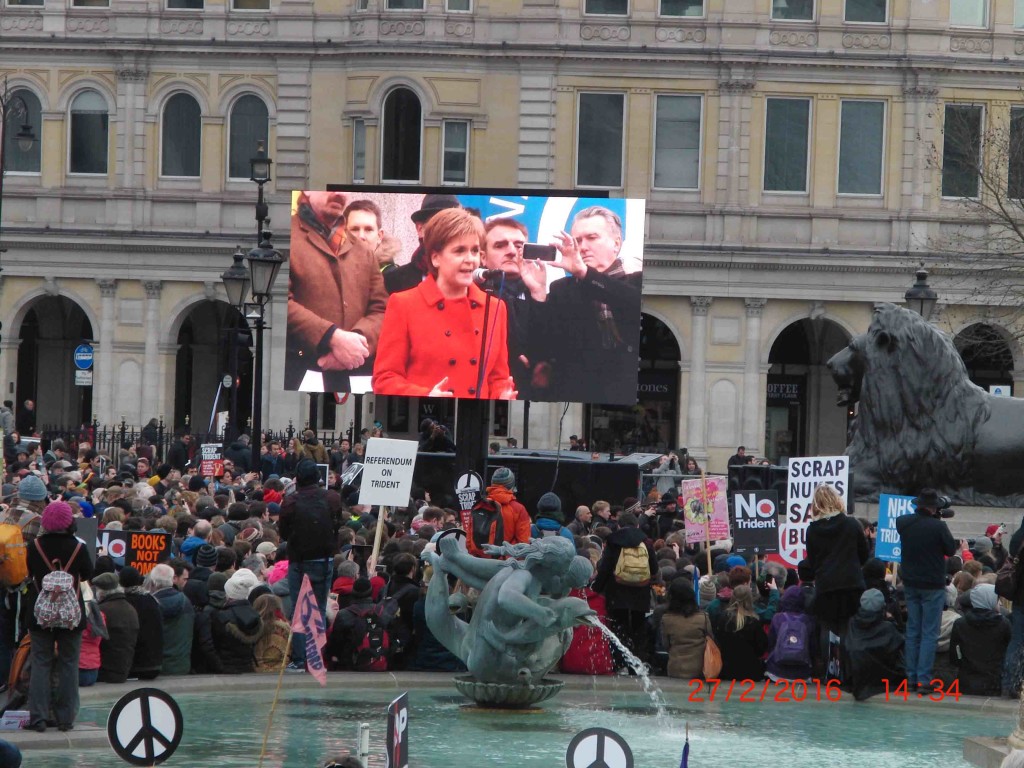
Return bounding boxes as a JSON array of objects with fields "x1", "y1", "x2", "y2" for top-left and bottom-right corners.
[{"x1": 27, "y1": 500, "x2": 94, "y2": 733}]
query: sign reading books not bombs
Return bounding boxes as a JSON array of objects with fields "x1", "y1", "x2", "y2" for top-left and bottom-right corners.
[{"x1": 98, "y1": 530, "x2": 172, "y2": 575}]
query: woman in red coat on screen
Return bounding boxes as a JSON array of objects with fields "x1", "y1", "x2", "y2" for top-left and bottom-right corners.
[{"x1": 373, "y1": 208, "x2": 517, "y2": 399}]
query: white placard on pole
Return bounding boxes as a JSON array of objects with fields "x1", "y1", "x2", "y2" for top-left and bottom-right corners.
[{"x1": 357, "y1": 438, "x2": 418, "y2": 507}]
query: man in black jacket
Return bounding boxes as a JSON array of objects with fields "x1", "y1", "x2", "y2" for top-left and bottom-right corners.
[
  {"x1": 895, "y1": 488, "x2": 956, "y2": 692},
  {"x1": 592, "y1": 511, "x2": 657, "y2": 663},
  {"x1": 279, "y1": 459, "x2": 342, "y2": 673},
  {"x1": 166, "y1": 432, "x2": 191, "y2": 473}
]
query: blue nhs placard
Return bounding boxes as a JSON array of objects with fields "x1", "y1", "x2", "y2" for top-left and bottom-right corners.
[{"x1": 875, "y1": 493, "x2": 916, "y2": 562}]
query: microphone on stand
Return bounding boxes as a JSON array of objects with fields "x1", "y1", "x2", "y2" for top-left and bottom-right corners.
[{"x1": 471, "y1": 268, "x2": 504, "y2": 285}]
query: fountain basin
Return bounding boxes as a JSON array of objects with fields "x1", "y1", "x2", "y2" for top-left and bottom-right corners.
[{"x1": 452, "y1": 675, "x2": 564, "y2": 707}]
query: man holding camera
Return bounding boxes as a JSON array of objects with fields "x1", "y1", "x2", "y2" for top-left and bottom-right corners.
[
  {"x1": 896, "y1": 488, "x2": 957, "y2": 692},
  {"x1": 417, "y1": 419, "x2": 456, "y2": 453}
]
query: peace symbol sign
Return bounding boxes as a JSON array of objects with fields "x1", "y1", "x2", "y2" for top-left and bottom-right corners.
[
  {"x1": 107, "y1": 688, "x2": 184, "y2": 766},
  {"x1": 566, "y1": 727, "x2": 634, "y2": 768}
]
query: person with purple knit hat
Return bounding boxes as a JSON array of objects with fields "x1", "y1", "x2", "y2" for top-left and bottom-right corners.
[{"x1": 26, "y1": 501, "x2": 94, "y2": 733}]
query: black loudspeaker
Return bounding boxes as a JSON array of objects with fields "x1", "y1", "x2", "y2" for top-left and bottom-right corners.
[{"x1": 727, "y1": 464, "x2": 789, "y2": 509}]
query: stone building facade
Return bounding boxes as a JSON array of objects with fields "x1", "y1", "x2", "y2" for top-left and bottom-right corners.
[{"x1": 1, "y1": 0, "x2": 1022, "y2": 471}]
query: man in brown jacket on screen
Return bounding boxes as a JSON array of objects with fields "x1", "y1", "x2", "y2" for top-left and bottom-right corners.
[{"x1": 286, "y1": 191, "x2": 388, "y2": 391}]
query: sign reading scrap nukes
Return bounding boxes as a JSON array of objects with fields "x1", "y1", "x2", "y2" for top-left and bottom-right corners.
[
  {"x1": 99, "y1": 530, "x2": 172, "y2": 575},
  {"x1": 357, "y1": 438, "x2": 418, "y2": 507},
  {"x1": 199, "y1": 443, "x2": 223, "y2": 478},
  {"x1": 781, "y1": 456, "x2": 849, "y2": 566},
  {"x1": 732, "y1": 490, "x2": 780, "y2": 555}
]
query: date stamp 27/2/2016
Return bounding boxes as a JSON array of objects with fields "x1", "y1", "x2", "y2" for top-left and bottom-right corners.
[{"x1": 686, "y1": 678, "x2": 962, "y2": 703}]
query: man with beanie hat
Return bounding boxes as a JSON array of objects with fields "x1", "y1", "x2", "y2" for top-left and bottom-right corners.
[
  {"x1": 184, "y1": 544, "x2": 219, "y2": 609},
  {"x1": 279, "y1": 459, "x2": 341, "y2": 672},
  {"x1": 698, "y1": 575, "x2": 719, "y2": 605},
  {"x1": 845, "y1": 588, "x2": 905, "y2": 701},
  {"x1": 985, "y1": 524, "x2": 1009, "y2": 571},
  {"x1": 93, "y1": 571, "x2": 140, "y2": 685},
  {"x1": 467, "y1": 467, "x2": 531, "y2": 557},
  {"x1": 530, "y1": 492, "x2": 573, "y2": 541},
  {"x1": 119, "y1": 567, "x2": 163, "y2": 681},
  {"x1": 951, "y1": 583, "x2": 1011, "y2": 696},
  {"x1": 209, "y1": 569, "x2": 263, "y2": 674},
  {"x1": 26, "y1": 501, "x2": 94, "y2": 732}
]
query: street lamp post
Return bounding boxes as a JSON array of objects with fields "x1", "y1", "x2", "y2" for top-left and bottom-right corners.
[
  {"x1": 221, "y1": 144, "x2": 285, "y2": 473},
  {"x1": 0, "y1": 79, "x2": 39, "y2": 258},
  {"x1": 904, "y1": 266, "x2": 938, "y2": 320}
]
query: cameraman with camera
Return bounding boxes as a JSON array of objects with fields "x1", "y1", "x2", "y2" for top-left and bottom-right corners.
[
  {"x1": 895, "y1": 488, "x2": 957, "y2": 693},
  {"x1": 417, "y1": 418, "x2": 456, "y2": 453},
  {"x1": 640, "y1": 493, "x2": 682, "y2": 540}
]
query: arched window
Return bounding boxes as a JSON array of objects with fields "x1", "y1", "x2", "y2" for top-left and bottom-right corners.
[
  {"x1": 3, "y1": 89, "x2": 41, "y2": 174},
  {"x1": 69, "y1": 90, "x2": 108, "y2": 175},
  {"x1": 228, "y1": 95, "x2": 269, "y2": 180},
  {"x1": 161, "y1": 93, "x2": 202, "y2": 177},
  {"x1": 381, "y1": 87, "x2": 421, "y2": 183}
]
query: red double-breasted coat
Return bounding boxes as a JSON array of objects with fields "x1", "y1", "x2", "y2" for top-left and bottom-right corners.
[{"x1": 372, "y1": 276, "x2": 512, "y2": 398}]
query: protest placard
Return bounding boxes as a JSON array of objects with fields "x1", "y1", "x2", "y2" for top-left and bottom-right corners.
[
  {"x1": 732, "y1": 490, "x2": 780, "y2": 555},
  {"x1": 781, "y1": 456, "x2": 850, "y2": 567},
  {"x1": 98, "y1": 529, "x2": 172, "y2": 575},
  {"x1": 681, "y1": 475, "x2": 729, "y2": 545},
  {"x1": 357, "y1": 438, "x2": 418, "y2": 507},
  {"x1": 875, "y1": 493, "x2": 916, "y2": 562},
  {"x1": 199, "y1": 443, "x2": 223, "y2": 478}
]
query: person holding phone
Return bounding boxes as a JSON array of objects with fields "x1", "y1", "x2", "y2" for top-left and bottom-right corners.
[{"x1": 372, "y1": 208, "x2": 516, "y2": 399}]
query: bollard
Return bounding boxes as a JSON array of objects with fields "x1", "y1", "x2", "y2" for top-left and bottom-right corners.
[{"x1": 357, "y1": 722, "x2": 371, "y2": 767}]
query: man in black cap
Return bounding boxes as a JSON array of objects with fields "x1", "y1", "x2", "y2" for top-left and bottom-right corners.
[
  {"x1": 279, "y1": 459, "x2": 342, "y2": 673},
  {"x1": 383, "y1": 193, "x2": 461, "y2": 295},
  {"x1": 895, "y1": 488, "x2": 956, "y2": 693}
]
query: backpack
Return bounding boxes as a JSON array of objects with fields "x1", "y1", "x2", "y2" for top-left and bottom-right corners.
[
  {"x1": 614, "y1": 544, "x2": 651, "y2": 586},
  {"x1": 346, "y1": 601, "x2": 399, "y2": 671},
  {"x1": 33, "y1": 539, "x2": 83, "y2": 631},
  {"x1": 774, "y1": 613, "x2": 811, "y2": 666},
  {"x1": 0, "y1": 508, "x2": 35, "y2": 587},
  {"x1": 470, "y1": 499, "x2": 503, "y2": 554}
]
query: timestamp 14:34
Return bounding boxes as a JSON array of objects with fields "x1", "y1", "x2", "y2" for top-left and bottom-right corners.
[{"x1": 882, "y1": 679, "x2": 961, "y2": 702}]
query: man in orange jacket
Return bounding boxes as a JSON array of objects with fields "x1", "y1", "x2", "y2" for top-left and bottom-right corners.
[{"x1": 466, "y1": 467, "x2": 532, "y2": 557}]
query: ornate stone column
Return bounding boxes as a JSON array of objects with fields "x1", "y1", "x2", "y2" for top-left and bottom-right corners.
[
  {"x1": 96, "y1": 279, "x2": 117, "y2": 423},
  {"x1": 743, "y1": 298, "x2": 766, "y2": 451},
  {"x1": 142, "y1": 280, "x2": 162, "y2": 423},
  {"x1": 686, "y1": 297, "x2": 712, "y2": 456}
]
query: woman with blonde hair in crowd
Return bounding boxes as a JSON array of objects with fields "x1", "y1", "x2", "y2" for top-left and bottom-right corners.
[
  {"x1": 803, "y1": 483, "x2": 869, "y2": 636},
  {"x1": 712, "y1": 585, "x2": 768, "y2": 681},
  {"x1": 253, "y1": 594, "x2": 291, "y2": 672}
]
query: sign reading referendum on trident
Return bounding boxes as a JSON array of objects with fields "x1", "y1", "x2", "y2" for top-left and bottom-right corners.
[
  {"x1": 358, "y1": 438, "x2": 418, "y2": 507},
  {"x1": 875, "y1": 493, "x2": 916, "y2": 563}
]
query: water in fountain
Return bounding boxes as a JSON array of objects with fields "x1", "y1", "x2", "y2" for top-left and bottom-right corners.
[{"x1": 587, "y1": 616, "x2": 670, "y2": 725}]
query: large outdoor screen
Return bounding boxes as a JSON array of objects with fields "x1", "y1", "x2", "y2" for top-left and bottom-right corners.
[{"x1": 285, "y1": 190, "x2": 646, "y2": 405}]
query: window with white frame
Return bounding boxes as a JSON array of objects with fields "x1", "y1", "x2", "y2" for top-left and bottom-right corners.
[
  {"x1": 386, "y1": 0, "x2": 424, "y2": 8},
  {"x1": 442, "y1": 120, "x2": 469, "y2": 185},
  {"x1": 228, "y1": 94, "x2": 269, "y2": 180},
  {"x1": 232, "y1": 0, "x2": 269, "y2": 10},
  {"x1": 167, "y1": 0, "x2": 203, "y2": 8},
  {"x1": 446, "y1": 0, "x2": 471, "y2": 10},
  {"x1": 950, "y1": 0, "x2": 988, "y2": 26},
  {"x1": 838, "y1": 100, "x2": 884, "y2": 195},
  {"x1": 69, "y1": 90, "x2": 108, "y2": 175},
  {"x1": 6, "y1": 0, "x2": 43, "y2": 6},
  {"x1": 845, "y1": 0, "x2": 886, "y2": 22},
  {"x1": 771, "y1": 0, "x2": 813, "y2": 21},
  {"x1": 1016, "y1": 0, "x2": 1024, "y2": 28},
  {"x1": 763, "y1": 98, "x2": 810, "y2": 193},
  {"x1": 654, "y1": 94, "x2": 701, "y2": 189},
  {"x1": 381, "y1": 87, "x2": 422, "y2": 183},
  {"x1": 352, "y1": 119, "x2": 366, "y2": 183},
  {"x1": 3, "y1": 88, "x2": 41, "y2": 174},
  {"x1": 576, "y1": 93, "x2": 624, "y2": 188},
  {"x1": 585, "y1": 0, "x2": 628, "y2": 14},
  {"x1": 1008, "y1": 108, "x2": 1024, "y2": 199},
  {"x1": 941, "y1": 104, "x2": 983, "y2": 198},
  {"x1": 660, "y1": 0, "x2": 703, "y2": 15},
  {"x1": 71, "y1": 0, "x2": 108, "y2": 7},
  {"x1": 161, "y1": 93, "x2": 202, "y2": 178}
]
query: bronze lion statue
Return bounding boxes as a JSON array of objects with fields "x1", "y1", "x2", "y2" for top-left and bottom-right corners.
[{"x1": 827, "y1": 302, "x2": 1022, "y2": 505}]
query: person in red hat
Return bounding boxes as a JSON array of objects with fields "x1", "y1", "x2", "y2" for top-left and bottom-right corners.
[
  {"x1": 26, "y1": 501, "x2": 94, "y2": 732},
  {"x1": 985, "y1": 524, "x2": 1009, "y2": 571}
]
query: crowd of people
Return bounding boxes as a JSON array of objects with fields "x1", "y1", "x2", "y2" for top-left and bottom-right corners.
[{"x1": 3, "y1": 429, "x2": 1024, "y2": 760}]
